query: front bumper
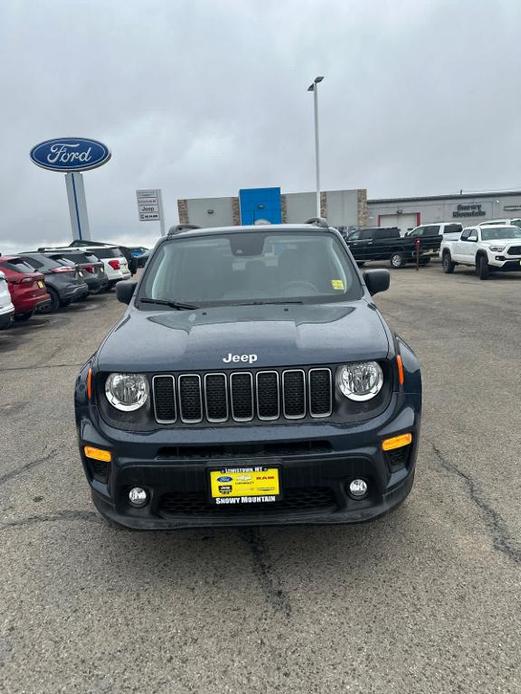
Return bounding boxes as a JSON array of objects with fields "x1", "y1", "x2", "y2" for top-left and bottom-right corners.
[
  {"x1": 77, "y1": 392, "x2": 420, "y2": 530},
  {"x1": 490, "y1": 257, "x2": 521, "y2": 271},
  {"x1": 61, "y1": 284, "x2": 89, "y2": 301},
  {"x1": 84, "y1": 275, "x2": 109, "y2": 292}
]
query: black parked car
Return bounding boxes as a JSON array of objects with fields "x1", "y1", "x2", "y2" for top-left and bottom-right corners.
[
  {"x1": 75, "y1": 221, "x2": 422, "y2": 530},
  {"x1": 69, "y1": 239, "x2": 138, "y2": 275},
  {"x1": 38, "y1": 249, "x2": 109, "y2": 294},
  {"x1": 344, "y1": 226, "x2": 441, "y2": 268},
  {"x1": 18, "y1": 252, "x2": 89, "y2": 312}
]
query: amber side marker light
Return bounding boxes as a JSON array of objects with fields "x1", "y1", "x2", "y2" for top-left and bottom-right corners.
[
  {"x1": 396, "y1": 355, "x2": 404, "y2": 386},
  {"x1": 84, "y1": 446, "x2": 112, "y2": 462},
  {"x1": 382, "y1": 433, "x2": 412, "y2": 451},
  {"x1": 86, "y1": 368, "x2": 93, "y2": 400}
]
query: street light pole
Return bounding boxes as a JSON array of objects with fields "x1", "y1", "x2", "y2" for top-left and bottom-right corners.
[{"x1": 308, "y1": 76, "x2": 324, "y2": 218}]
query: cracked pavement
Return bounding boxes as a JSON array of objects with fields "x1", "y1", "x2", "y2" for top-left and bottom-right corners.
[{"x1": 1, "y1": 264, "x2": 521, "y2": 693}]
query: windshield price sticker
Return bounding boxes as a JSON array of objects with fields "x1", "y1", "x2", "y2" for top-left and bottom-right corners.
[{"x1": 209, "y1": 466, "x2": 281, "y2": 504}]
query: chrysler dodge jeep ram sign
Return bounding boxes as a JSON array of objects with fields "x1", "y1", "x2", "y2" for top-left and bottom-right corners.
[{"x1": 30, "y1": 137, "x2": 111, "y2": 172}]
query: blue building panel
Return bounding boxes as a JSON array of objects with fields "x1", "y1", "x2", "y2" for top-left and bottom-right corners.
[{"x1": 239, "y1": 187, "x2": 282, "y2": 225}]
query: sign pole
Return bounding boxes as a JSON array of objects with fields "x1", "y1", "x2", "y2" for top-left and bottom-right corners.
[
  {"x1": 158, "y1": 191, "x2": 165, "y2": 236},
  {"x1": 65, "y1": 172, "x2": 91, "y2": 241},
  {"x1": 30, "y1": 137, "x2": 110, "y2": 243}
]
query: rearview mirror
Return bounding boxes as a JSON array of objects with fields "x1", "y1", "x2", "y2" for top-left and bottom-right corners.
[
  {"x1": 363, "y1": 269, "x2": 390, "y2": 296},
  {"x1": 116, "y1": 280, "x2": 137, "y2": 305}
]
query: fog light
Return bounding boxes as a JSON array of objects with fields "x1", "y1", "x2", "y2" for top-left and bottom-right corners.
[
  {"x1": 348, "y1": 479, "x2": 368, "y2": 498},
  {"x1": 128, "y1": 487, "x2": 148, "y2": 507}
]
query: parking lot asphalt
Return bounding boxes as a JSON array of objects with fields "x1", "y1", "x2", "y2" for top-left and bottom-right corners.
[{"x1": 1, "y1": 263, "x2": 521, "y2": 693}]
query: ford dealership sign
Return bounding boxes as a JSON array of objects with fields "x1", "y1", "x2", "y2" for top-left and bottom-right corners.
[{"x1": 30, "y1": 137, "x2": 111, "y2": 172}]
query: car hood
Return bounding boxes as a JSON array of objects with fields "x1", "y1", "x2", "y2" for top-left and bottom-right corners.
[
  {"x1": 481, "y1": 238, "x2": 521, "y2": 247},
  {"x1": 96, "y1": 301, "x2": 391, "y2": 372}
]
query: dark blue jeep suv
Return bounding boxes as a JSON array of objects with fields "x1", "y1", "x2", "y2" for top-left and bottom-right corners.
[{"x1": 75, "y1": 222, "x2": 421, "y2": 529}]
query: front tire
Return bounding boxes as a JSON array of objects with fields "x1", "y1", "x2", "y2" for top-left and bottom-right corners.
[
  {"x1": 477, "y1": 254, "x2": 490, "y2": 280},
  {"x1": 14, "y1": 311, "x2": 34, "y2": 322},
  {"x1": 38, "y1": 287, "x2": 60, "y2": 314},
  {"x1": 0, "y1": 315, "x2": 12, "y2": 330},
  {"x1": 390, "y1": 252, "x2": 405, "y2": 269},
  {"x1": 442, "y1": 251, "x2": 455, "y2": 273}
]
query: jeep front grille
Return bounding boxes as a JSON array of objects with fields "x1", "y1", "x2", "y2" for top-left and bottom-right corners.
[
  {"x1": 152, "y1": 367, "x2": 332, "y2": 425},
  {"x1": 507, "y1": 245, "x2": 521, "y2": 255}
]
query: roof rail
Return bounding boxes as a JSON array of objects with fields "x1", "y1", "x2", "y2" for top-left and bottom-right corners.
[
  {"x1": 305, "y1": 217, "x2": 329, "y2": 228},
  {"x1": 168, "y1": 224, "x2": 200, "y2": 236}
]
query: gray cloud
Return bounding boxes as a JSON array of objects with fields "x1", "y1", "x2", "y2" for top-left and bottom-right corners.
[{"x1": 1, "y1": 0, "x2": 520, "y2": 251}]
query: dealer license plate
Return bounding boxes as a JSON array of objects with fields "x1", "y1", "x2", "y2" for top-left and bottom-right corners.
[
  {"x1": 37, "y1": 281, "x2": 44, "y2": 288},
  {"x1": 209, "y1": 466, "x2": 281, "y2": 505}
]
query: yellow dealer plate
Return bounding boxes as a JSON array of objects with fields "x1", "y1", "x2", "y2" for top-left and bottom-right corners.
[{"x1": 209, "y1": 466, "x2": 281, "y2": 505}]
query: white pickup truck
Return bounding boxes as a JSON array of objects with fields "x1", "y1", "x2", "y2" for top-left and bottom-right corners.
[{"x1": 441, "y1": 224, "x2": 521, "y2": 279}]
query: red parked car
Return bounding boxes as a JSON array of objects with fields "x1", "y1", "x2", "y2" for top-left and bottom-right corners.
[{"x1": 0, "y1": 255, "x2": 51, "y2": 321}]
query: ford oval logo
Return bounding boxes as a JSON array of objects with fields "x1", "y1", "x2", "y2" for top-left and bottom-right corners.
[
  {"x1": 217, "y1": 476, "x2": 233, "y2": 483},
  {"x1": 30, "y1": 137, "x2": 111, "y2": 172}
]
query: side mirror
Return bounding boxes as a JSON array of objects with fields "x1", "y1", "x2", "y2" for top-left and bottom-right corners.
[
  {"x1": 363, "y1": 269, "x2": 390, "y2": 296},
  {"x1": 116, "y1": 280, "x2": 137, "y2": 305}
]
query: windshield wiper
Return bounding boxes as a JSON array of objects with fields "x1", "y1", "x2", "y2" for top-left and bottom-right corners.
[
  {"x1": 139, "y1": 297, "x2": 199, "y2": 310},
  {"x1": 237, "y1": 300, "x2": 304, "y2": 305}
]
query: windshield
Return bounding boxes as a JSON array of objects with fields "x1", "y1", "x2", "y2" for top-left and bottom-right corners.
[
  {"x1": 481, "y1": 227, "x2": 521, "y2": 241},
  {"x1": 139, "y1": 231, "x2": 361, "y2": 306},
  {"x1": 2, "y1": 259, "x2": 38, "y2": 273},
  {"x1": 92, "y1": 247, "x2": 122, "y2": 259}
]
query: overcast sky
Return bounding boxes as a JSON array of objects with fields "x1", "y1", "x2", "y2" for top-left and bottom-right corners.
[{"x1": 1, "y1": 0, "x2": 520, "y2": 251}]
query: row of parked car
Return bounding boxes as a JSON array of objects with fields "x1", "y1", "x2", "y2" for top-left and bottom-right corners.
[
  {"x1": 340, "y1": 218, "x2": 521, "y2": 279},
  {"x1": 0, "y1": 241, "x2": 149, "y2": 328}
]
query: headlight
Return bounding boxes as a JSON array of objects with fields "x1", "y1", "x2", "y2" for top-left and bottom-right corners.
[
  {"x1": 336, "y1": 362, "x2": 384, "y2": 401},
  {"x1": 105, "y1": 373, "x2": 149, "y2": 411},
  {"x1": 489, "y1": 245, "x2": 505, "y2": 252}
]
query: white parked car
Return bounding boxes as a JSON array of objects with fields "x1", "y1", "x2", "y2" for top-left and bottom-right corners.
[
  {"x1": 478, "y1": 218, "x2": 521, "y2": 228},
  {"x1": 47, "y1": 245, "x2": 131, "y2": 288},
  {"x1": 0, "y1": 270, "x2": 15, "y2": 329},
  {"x1": 440, "y1": 224, "x2": 521, "y2": 279}
]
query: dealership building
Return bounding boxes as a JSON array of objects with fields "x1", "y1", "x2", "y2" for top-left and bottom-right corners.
[{"x1": 177, "y1": 187, "x2": 521, "y2": 234}]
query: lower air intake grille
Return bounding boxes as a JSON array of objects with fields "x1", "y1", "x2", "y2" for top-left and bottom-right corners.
[{"x1": 159, "y1": 487, "x2": 337, "y2": 516}]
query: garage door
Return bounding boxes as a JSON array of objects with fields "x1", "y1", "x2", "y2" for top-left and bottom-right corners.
[{"x1": 378, "y1": 213, "x2": 418, "y2": 235}]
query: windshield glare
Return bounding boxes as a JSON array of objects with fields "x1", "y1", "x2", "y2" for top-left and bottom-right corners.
[
  {"x1": 140, "y1": 232, "x2": 361, "y2": 306},
  {"x1": 481, "y1": 227, "x2": 521, "y2": 241}
]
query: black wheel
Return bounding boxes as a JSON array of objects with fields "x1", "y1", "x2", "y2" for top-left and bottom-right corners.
[
  {"x1": 477, "y1": 254, "x2": 490, "y2": 280},
  {"x1": 390, "y1": 252, "x2": 405, "y2": 269},
  {"x1": 14, "y1": 311, "x2": 34, "y2": 322},
  {"x1": 38, "y1": 287, "x2": 60, "y2": 314},
  {"x1": 0, "y1": 315, "x2": 12, "y2": 330},
  {"x1": 442, "y1": 251, "x2": 455, "y2": 273},
  {"x1": 61, "y1": 299, "x2": 72, "y2": 307}
]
